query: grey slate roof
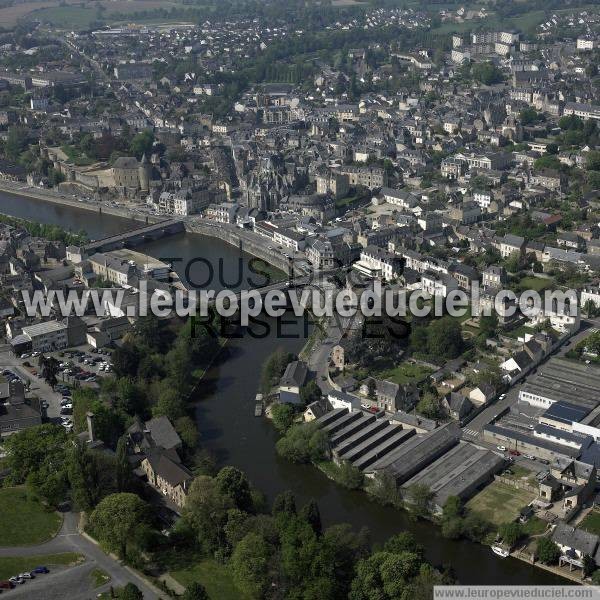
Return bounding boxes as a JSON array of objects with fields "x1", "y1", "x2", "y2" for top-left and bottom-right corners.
[
  {"x1": 145, "y1": 416, "x2": 182, "y2": 450},
  {"x1": 552, "y1": 522, "x2": 598, "y2": 556}
]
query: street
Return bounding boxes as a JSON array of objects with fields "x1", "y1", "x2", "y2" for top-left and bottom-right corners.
[{"x1": 0, "y1": 512, "x2": 164, "y2": 599}]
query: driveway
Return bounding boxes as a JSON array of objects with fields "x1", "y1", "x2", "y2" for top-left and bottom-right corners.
[{"x1": 0, "y1": 512, "x2": 164, "y2": 599}]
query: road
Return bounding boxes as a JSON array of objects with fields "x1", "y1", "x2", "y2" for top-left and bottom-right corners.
[{"x1": 0, "y1": 512, "x2": 164, "y2": 599}]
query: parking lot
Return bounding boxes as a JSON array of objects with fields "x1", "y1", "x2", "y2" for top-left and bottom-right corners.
[{"x1": 1, "y1": 345, "x2": 112, "y2": 433}]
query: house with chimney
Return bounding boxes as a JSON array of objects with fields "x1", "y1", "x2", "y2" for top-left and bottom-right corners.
[{"x1": 126, "y1": 415, "x2": 193, "y2": 509}]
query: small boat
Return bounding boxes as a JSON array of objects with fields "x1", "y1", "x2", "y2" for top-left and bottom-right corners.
[
  {"x1": 254, "y1": 393, "x2": 264, "y2": 417},
  {"x1": 491, "y1": 545, "x2": 509, "y2": 558}
]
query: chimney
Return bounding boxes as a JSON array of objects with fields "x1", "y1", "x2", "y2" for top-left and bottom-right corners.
[{"x1": 86, "y1": 412, "x2": 95, "y2": 443}]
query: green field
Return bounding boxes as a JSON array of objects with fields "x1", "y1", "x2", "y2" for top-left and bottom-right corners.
[
  {"x1": 171, "y1": 559, "x2": 252, "y2": 600},
  {"x1": 90, "y1": 567, "x2": 111, "y2": 588},
  {"x1": 579, "y1": 509, "x2": 600, "y2": 536},
  {"x1": 516, "y1": 276, "x2": 553, "y2": 292},
  {"x1": 521, "y1": 516, "x2": 547, "y2": 537},
  {"x1": 466, "y1": 481, "x2": 535, "y2": 527},
  {"x1": 0, "y1": 553, "x2": 83, "y2": 579},
  {"x1": 0, "y1": 488, "x2": 63, "y2": 547},
  {"x1": 375, "y1": 362, "x2": 433, "y2": 385}
]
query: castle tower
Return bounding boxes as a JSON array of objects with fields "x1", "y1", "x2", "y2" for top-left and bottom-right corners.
[{"x1": 138, "y1": 153, "x2": 151, "y2": 192}]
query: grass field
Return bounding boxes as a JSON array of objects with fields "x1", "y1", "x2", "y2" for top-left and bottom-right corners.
[
  {"x1": 0, "y1": 488, "x2": 63, "y2": 547},
  {"x1": 579, "y1": 509, "x2": 600, "y2": 536},
  {"x1": 466, "y1": 480, "x2": 535, "y2": 527},
  {"x1": 0, "y1": 0, "x2": 185, "y2": 29},
  {"x1": 516, "y1": 276, "x2": 553, "y2": 292},
  {"x1": 0, "y1": 553, "x2": 83, "y2": 579},
  {"x1": 521, "y1": 516, "x2": 548, "y2": 537},
  {"x1": 171, "y1": 559, "x2": 251, "y2": 600},
  {"x1": 375, "y1": 362, "x2": 433, "y2": 385},
  {"x1": 90, "y1": 567, "x2": 111, "y2": 588}
]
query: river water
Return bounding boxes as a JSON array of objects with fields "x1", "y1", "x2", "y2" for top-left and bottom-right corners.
[{"x1": 0, "y1": 190, "x2": 568, "y2": 585}]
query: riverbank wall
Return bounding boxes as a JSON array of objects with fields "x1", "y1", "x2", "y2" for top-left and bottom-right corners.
[
  {"x1": 0, "y1": 183, "x2": 293, "y2": 275},
  {"x1": 185, "y1": 220, "x2": 293, "y2": 276},
  {"x1": 0, "y1": 182, "x2": 157, "y2": 225}
]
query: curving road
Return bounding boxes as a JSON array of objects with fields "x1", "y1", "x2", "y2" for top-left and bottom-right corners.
[{"x1": 0, "y1": 512, "x2": 164, "y2": 599}]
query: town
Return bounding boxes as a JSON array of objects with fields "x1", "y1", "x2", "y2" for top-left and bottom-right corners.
[{"x1": 0, "y1": 0, "x2": 600, "y2": 598}]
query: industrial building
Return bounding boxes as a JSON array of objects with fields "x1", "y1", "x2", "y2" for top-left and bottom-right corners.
[
  {"x1": 364, "y1": 422, "x2": 462, "y2": 483},
  {"x1": 401, "y1": 442, "x2": 505, "y2": 511}
]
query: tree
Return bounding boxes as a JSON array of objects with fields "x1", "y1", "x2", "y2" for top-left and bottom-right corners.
[
  {"x1": 367, "y1": 471, "x2": 403, "y2": 509},
  {"x1": 383, "y1": 532, "x2": 423, "y2": 559},
  {"x1": 534, "y1": 155, "x2": 561, "y2": 171},
  {"x1": 442, "y1": 496, "x2": 463, "y2": 520},
  {"x1": 40, "y1": 356, "x2": 59, "y2": 389},
  {"x1": 586, "y1": 150, "x2": 600, "y2": 172},
  {"x1": 216, "y1": 466, "x2": 253, "y2": 512},
  {"x1": 583, "y1": 553, "x2": 596, "y2": 578},
  {"x1": 116, "y1": 583, "x2": 144, "y2": 600},
  {"x1": 519, "y1": 107, "x2": 543, "y2": 126},
  {"x1": 152, "y1": 386, "x2": 186, "y2": 421},
  {"x1": 183, "y1": 476, "x2": 233, "y2": 554},
  {"x1": 462, "y1": 513, "x2": 490, "y2": 542},
  {"x1": 272, "y1": 490, "x2": 296, "y2": 516},
  {"x1": 300, "y1": 379, "x2": 321, "y2": 406},
  {"x1": 427, "y1": 317, "x2": 464, "y2": 359},
  {"x1": 230, "y1": 533, "x2": 272, "y2": 599},
  {"x1": 175, "y1": 416, "x2": 199, "y2": 450},
  {"x1": 275, "y1": 422, "x2": 328, "y2": 464},
  {"x1": 441, "y1": 518, "x2": 463, "y2": 540},
  {"x1": 498, "y1": 522, "x2": 522, "y2": 548},
  {"x1": 337, "y1": 460, "x2": 364, "y2": 490},
  {"x1": 300, "y1": 499, "x2": 322, "y2": 536},
  {"x1": 260, "y1": 348, "x2": 295, "y2": 394},
  {"x1": 67, "y1": 440, "x2": 116, "y2": 511},
  {"x1": 4, "y1": 424, "x2": 69, "y2": 505},
  {"x1": 416, "y1": 391, "x2": 443, "y2": 420},
  {"x1": 471, "y1": 62, "x2": 503, "y2": 85},
  {"x1": 406, "y1": 484, "x2": 433, "y2": 520},
  {"x1": 5, "y1": 126, "x2": 28, "y2": 160},
  {"x1": 88, "y1": 493, "x2": 150, "y2": 559},
  {"x1": 112, "y1": 343, "x2": 141, "y2": 378},
  {"x1": 129, "y1": 130, "x2": 154, "y2": 159},
  {"x1": 479, "y1": 311, "x2": 499, "y2": 338},
  {"x1": 536, "y1": 537, "x2": 560, "y2": 564},
  {"x1": 271, "y1": 403, "x2": 295, "y2": 433},
  {"x1": 115, "y1": 435, "x2": 132, "y2": 493},
  {"x1": 182, "y1": 582, "x2": 209, "y2": 600}
]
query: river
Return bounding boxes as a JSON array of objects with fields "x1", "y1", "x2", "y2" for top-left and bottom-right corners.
[{"x1": 0, "y1": 190, "x2": 568, "y2": 585}]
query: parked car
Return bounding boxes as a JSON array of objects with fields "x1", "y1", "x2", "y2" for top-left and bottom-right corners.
[
  {"x1": 19, "y1": 572, "x2": 34, "y2": 579},
  {"x1": 32, "y1": 567, "x2": 49, "y2": 574},
  {"x1": 497, "y1": 446, "x2": 507, "y2": 452},
  {"x1": 0, "y1": 580, "x2": 13, "y2": 589},
  {"x1": 9, "y1": 576, "x2": 24, "y2": 584}
]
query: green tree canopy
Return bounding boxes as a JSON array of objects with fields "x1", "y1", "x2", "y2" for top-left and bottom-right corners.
[{"x1": 88, "y1": 493, "x2": 150, "y2": 559}]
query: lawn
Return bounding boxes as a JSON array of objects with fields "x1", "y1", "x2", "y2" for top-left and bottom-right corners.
[
  {"x1": 0, "y1": 553, "x2": 83, "y2": 579},
  {"x1": 0, "y1": 488, "x2": 63, "y2": 547},
  {"x1": 60, "y1": 145, "x2": 94, "y2": 167},
  {"x1": 375, "y1": 362, "x2": 433, "y2": 385},
  {"x1": 466, "y1": 480, "x2": 535, "y2": 527},
  {"x1": 579, "y1": 509, "x2": 600, "y2": 536},
  {"x1": 90, "y1": 567, "x2": 111, "y2": 588},
  {"x1": 171, "y1": 559, "x2": 252, "y2": 600},
  {"x1": 516, "y1": 276, "x2": 553, "y2": 293},
  {"x1": 522, "y1": 516, "x2": 547, "y2": 537}
]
